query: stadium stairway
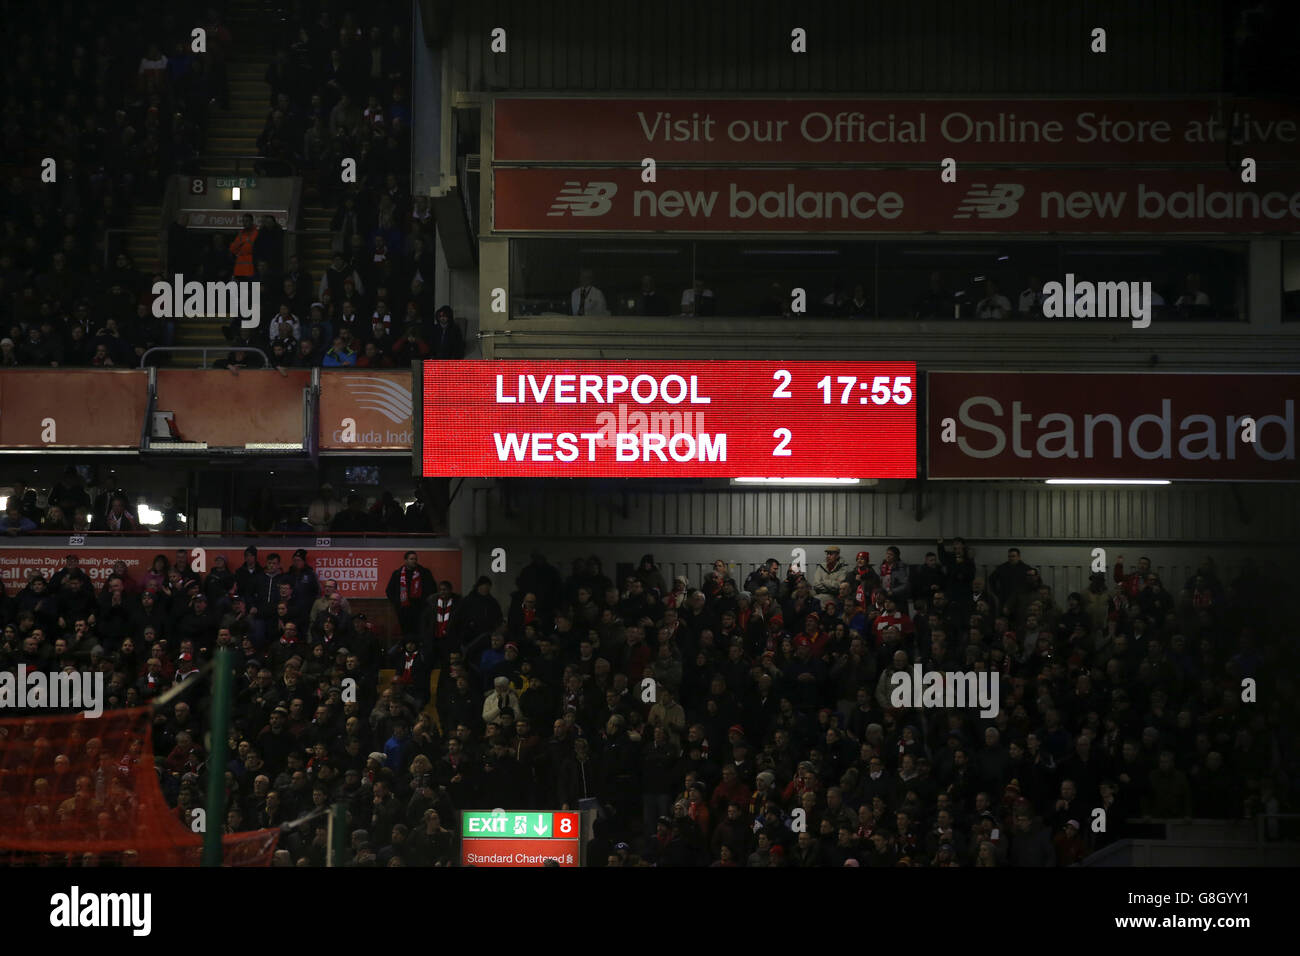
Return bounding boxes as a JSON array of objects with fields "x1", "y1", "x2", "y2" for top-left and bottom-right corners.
[
  {"x1": 179, "y1": 3, "x2": 273, "y2": 366},
  {"x1": 143, "y1": 2, "x2": 337, "y2": 367},
  {"x1": 125, "y1": 204, "x2": 162, "y2": 277}
]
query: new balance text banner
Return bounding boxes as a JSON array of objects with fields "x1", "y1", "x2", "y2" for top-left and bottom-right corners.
[{"x1": 493, "y1": 167, "x2": 1300, "y2": 234}]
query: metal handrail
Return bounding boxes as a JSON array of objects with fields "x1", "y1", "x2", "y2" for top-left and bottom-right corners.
[{"x1": 139, "y1": 346, "x2": 272, "y2": 370}]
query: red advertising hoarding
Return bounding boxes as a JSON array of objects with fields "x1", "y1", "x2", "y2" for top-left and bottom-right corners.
[
  {"x1": 0, "y1": 546, "x2": 461, "y2": 598},
  {"x1": 421, "y1": 361, "x2": 917, "y2": 479},
  {"x1": 493, "y1": 166, "x2": 1300, "y2": 234},
  {"x1": 154, "y1": 370, "x2": 311, "y2": 447},
  {"x1": 319, "y1": 371, "x2": 414, "y2": 450},
  {"x1": 494, "y1": 98, "x2": 1299, "y2": 165},
  {"x1": 0, "y1": 370, "x2": 148, "y2": 448},
  {"x1": 926, "y1": 372, "x2": 1299, "y2": 481}
]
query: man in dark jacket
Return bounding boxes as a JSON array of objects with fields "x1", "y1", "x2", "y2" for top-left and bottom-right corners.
[
  {"x1": 235, "y1": 547, "x2": 267, "y2": 602},
  {"x1": 910, "y1": 552, "x2": 947, "y2": 598},
  {"x1": 557, "y1": 736, "x2": 598, "y2": 810},
  {"x1": 450, "y1": 576, "x2": 503, "y2": 646},
  {"x1": 386, "y1": 551, "x2": 433, "y2": 640},
  {"x1": 515, "y1": 552, "x2": 564, "y2": 616},
  {"x1": 55, "y1": 576, "x2": 98, "y2": 631},
  {"x1": 130, "y1": 588, "x2": 170, "y2": 640},
  {"x1": 430, "y1": 305, "x2": 464, "y2": 359},
  {"x1": 1006, "y1": 808, "x2": 1056, "y2": 866},
  {"x1": 285, "y1": 549, "x2": 320, "y2": 606},
  {"x1": 990, "y1": 547, "x2": 1033, "y2": 613}
]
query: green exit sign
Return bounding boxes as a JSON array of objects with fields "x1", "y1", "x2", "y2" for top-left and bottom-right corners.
[{"x1": 462, "y1": 812, "x2": 552, "y2": 839}]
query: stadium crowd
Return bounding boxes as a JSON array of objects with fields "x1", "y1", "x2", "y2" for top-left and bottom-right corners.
[
  {"x1": 0, "y1": 534, "x2": 1290, "y2": 867},
  {"x1": 212, "y1": 1, "x2": 458, "y2": 369},
  {"x1": 0, "y1": 0, "x2": 459, "y2": 371},
  {"x1": 0, "y1": 469, "x2": 443, "y2": 537},
  {"x1": 0, "y1": 2, "x2": 224, "y2": 369}
]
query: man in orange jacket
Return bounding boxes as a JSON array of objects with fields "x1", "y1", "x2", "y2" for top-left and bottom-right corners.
[{"x1": 229, "y1": 214, "x2": 259, "y2": 279}]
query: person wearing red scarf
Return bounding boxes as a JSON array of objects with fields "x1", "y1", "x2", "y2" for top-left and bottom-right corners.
[
  {"x1": 1112, "y1": 555, "x2": 1150, "y2": 601},
  {"x1": 871, "y1": 597, "x2": 913, "y2": 646},
  {"x1": 801, "y1": 612, "x2": 831, "y2": 659},
  {"x1": 386, "y1": 551, "x2": 432, "y2": 640},
  {"x1": 851, "y1": 551, "x2": 881, "y2": 607}
]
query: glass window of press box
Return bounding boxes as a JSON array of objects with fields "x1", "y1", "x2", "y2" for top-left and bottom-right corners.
[
  {"x1": 1285, "y1": 242, "x2": 1300, "y2": 321},
  {"x1": 510, "y1": 239, "x2": 1249, "y2": 321}
]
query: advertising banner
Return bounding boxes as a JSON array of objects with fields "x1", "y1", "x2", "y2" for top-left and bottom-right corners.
[
  {"x1": 0, "y1": 545, "x2": 461, "y2": 598},
  {"x1": 422, "y1": 360, "x2": 917, "y2": 479},
  {"x1": 154, "y1": 370, "x2": 310, "y2": 447},
  {"x1": 494, "y1": 98, "x2": 1300, "y2": 165},
  {"x1": 319, "y1": 371, "x2": 414, "y2": 451},
  {"x1": 0, "y1": 371, "x2": 147, "y2": 449},
  {"x1": 180, "y1": 209, "x2": 289, "y2": 229},
  {"x1": 926, "y1": 372, "x2": 1299, "y2": 481},
  {"x1": 494, "y1": 166, "x2": 1300, "y2": 234}
]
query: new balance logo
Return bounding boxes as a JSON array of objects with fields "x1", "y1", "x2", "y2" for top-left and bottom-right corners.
[
  {"x1": 953, "y1": 183, "x2": 1024, "y2": 219},
  {"x1": 547, "y1": 182, "x2": 618, "y2": 217}
]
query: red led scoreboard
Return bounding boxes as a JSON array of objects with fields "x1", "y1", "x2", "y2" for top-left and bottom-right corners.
[{"x1": 420, "y1": 361, "x2": 917, "y2": 478}]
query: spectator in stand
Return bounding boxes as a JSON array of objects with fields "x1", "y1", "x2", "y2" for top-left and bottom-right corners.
[
  {"x1": 877, "y1": 547, "x2": 910, "y2": 607},
  {"x1": 975, "y1": 280, "x2": 1012, "y2": 320},
  {"x1": 990, "y1": 547, "x2": 1033, "y2": 613},
  {"x1": 937, "y1": 536, "x2": 976, "y2": 591},
  {"x1": 811, "y1": 546, "x2": 852, "y2": 601},
  {"x1": 356, "y1": 342, "x2": 392, "y2": 368},
  {"x1": 1173, "y1": 273, "x2": 1211, "y2": 316},
  {"x1": 681, "y1": 278, "x2": 715, "y2": 317},
  {"x1": 391, "y1": 324, "x2": 430, "y2": 365},
  {"x1": 1113, "y1": 555, "x2": 1151, "y2": 601},
  {"x1": 839, "y1": 283, "x2": 872, "y2": 319},
  {"x1": 570, "y1": 269, "x2": 608, "y2": 317},
  {"x1": 93, "y1": 494, "x2": 140, "y2": 533},
  {"x1": 1018, "y1": 276, "x2": 1046, "y2": 318},
  {"x1": 229, "y1": 215, "x2": 259, "y2": 282},
  {"x1": 268, "y1": 305, "x2": 302, "y2": 343},
  {"x1": 330, "y1": 494, "x2": 375, "y2": 533},
  {"x1": 430, "y1": 305, "x2": 464, "y2": 360},
  {"x1": 307, "y1": 484, "x2": 342, "y2": 533},
  {"x1": 387, "y1": 551, "x2": 433, "y2": 641},
  {"x1": 0, "y1": 500, "x2": 37, "y2": 534},
  {"x1": 321, "y1": 336, "x2": 357, "y2": 367}
]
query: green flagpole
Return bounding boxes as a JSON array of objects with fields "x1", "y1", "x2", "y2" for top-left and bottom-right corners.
[{"x1": 201, "y1": 646, "x2": 232, "y2": 866}]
